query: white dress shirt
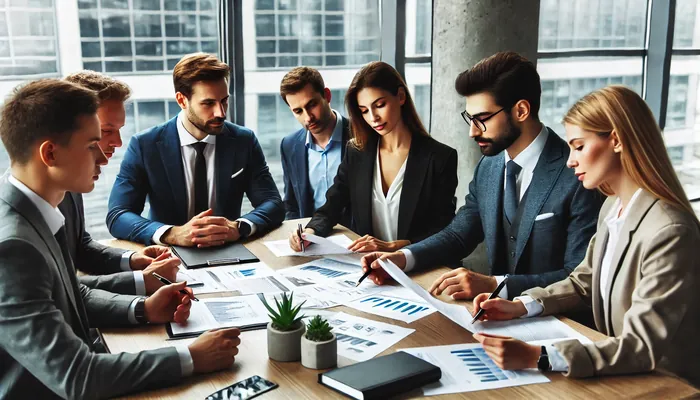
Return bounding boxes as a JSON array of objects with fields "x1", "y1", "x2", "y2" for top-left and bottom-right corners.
[
  {"x1": 401, "y1": 124, "x2": 549, "y2": 276},
  {"x1": 514, "y1": 187, "x2": 644, "y2": 372},
  {"x1": 371, "y1": 148, "x2": 408, "y2": 242},
  {"x1": 153, "y1": 111, "x2": 255, "y2": 244},
  {"x1": 8, "y1": 175, "x2": 194, "y2": 376}
]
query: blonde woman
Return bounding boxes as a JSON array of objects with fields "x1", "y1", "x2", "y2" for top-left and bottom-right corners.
[{"x1": 470, "y1": 85, "x2": 700, "y2": 387}]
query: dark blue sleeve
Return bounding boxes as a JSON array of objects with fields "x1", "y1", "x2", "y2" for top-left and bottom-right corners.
[{"x1": 280, "y1": 137, "x2": 301, "y2": 220}]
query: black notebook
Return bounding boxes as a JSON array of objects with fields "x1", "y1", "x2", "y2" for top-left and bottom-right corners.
[
  {"x1": 318, "y1": 351, "x2": 441, "y2": 399},
  {"x1": 171, "y1": 242, "x2": 259, "y2": 269}
]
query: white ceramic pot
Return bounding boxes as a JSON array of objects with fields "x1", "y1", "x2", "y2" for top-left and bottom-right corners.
[
  {"x1": 267, "y1": 321, "x2": 305, "y2": 362},
  {"x1": 301, "y1": 333, "x2": 337, "y2": 370}
]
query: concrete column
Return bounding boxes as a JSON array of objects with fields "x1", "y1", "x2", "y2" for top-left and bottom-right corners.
[{"x1": 430, "y1": 0, "x2": 540, "y2": 271}]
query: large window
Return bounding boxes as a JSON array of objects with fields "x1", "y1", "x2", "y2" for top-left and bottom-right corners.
[
  {"x1": 0, "y1": 0, "x2": 59, "y2": 77},
  {"x1": 78, "y1": 0, "x2": 218, "y2": 73}
]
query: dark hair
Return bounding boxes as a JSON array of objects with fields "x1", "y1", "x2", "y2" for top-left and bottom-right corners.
[
  {"x1": 0, "y1": 79, "x2": 99, "y2": 165},
  {"x1": 173, "y1": 52, "x2": 230, "y2": 99},
  {"x1": 345, "y1": 61, "x2": 428, "y2": 150},
  {"x1": 280, "y1": 66, "x2": 325, "y2": 105},
  {"x1": 454, "y1": 51, "x2": 541, "y2": 120},
  {"x1": 65, "y1": 70, "x2": 132, "y2": 103}
]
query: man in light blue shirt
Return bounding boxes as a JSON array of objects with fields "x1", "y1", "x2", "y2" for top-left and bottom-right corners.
[{"x1": 279, "y1": 67, "x2": 351, "y2": 222}]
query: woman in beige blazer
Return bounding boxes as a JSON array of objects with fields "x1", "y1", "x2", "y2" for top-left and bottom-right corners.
[{"x1": 470, "y1": 85, "x2": 700, "y2": 387}]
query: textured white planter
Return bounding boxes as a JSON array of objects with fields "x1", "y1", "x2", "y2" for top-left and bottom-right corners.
[
  {"x1": 267, "y1": 321, "x2": 305, "y2": 362},
  {"x1": 301, "y1": 333, "x2": 337, "y2": 370}
]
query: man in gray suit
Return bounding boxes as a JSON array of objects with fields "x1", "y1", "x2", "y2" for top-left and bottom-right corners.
[
  {"x1": 362, "y1": 52, "x2": 604, "y2": 300},
  {"x1": 63, "y1": 71, "x2": 179, "y2": 296},
  {"x1": 0, "y1": 79, "x2": 241, "y2": 399}
]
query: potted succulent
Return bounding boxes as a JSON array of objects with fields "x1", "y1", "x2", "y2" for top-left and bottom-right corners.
[
  {"x1": 262, "y1": 292, "x2": 306, "y2": 362},
  {"x1": 301, "y1": 315, "x2": 337, "y2": 369}
]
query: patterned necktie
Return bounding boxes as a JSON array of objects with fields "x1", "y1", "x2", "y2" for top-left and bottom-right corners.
[{"x1": 504, "y1": 160, "x2": 522, "y2": 224}]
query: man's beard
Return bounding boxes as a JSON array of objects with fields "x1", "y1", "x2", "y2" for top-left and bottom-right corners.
[
  {"x1": 187, "y1": 107, "x2": 225, "y2": 135},
  {"x1": 476, "y1": 116, "x2": 521, "y2": 156}
]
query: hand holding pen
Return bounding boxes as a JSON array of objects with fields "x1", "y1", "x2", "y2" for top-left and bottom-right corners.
[
  {"x1": 288, "y1": 225, "x2": 313, "y2": 252},
  {"x1": 469, "y1": 277, "x2": 530, "y2": 324},
  {"x1": 152, "y1": 272, "x2": 199, "y2": 302}
]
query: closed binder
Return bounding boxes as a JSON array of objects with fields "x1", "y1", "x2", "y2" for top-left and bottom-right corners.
[{"x1": 171, "y1": 242, "x2": 259, "y2": 269}]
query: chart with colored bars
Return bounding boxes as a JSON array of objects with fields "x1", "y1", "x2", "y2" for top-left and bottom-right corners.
[
  {"x1": 300, "y1": 265, "x2": 351, "y2": 279},
  {"x1": 451, "y1": 347, "x2": 512, "y2": 382},
  {"x1": 349, "y1": 294, "x2": 435, "y2": 323}
]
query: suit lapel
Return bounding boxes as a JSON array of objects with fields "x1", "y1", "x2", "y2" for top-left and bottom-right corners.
[
  {"x1": 591, "y1": 225, "x2": 609, "y2": 333},
  {"x1": 602, "y1": 191, "x2": 657, "y2": 334},
  {"x1": 356, "y1": 139, "x2": 377, "y2": 235},
  {"x1": 397, "y1": 135, "x2": 429, "y2": 240},
  {"x1": 0, "y1": 184, "x2": 88, "y2": 336},
  {"x1": 157, "y1": 118, "x2": 188, "y2": 219},
  {"x1": 513, "y1": 132, "x2": 566, "y2": 269},
  {"x1": 214, "y1": 130, "x2": 237, "y2": 216},
  {"x1": 291, "y1": 131, "x2": 313, "y2": 216}
]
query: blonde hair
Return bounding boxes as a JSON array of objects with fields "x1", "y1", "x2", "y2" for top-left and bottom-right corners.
[{"x1": 563, "y1": 85, "x2": 695, "y2": 217}]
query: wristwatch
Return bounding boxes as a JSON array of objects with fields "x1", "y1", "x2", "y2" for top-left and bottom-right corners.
[
  {"x1": 237, "y1": 220, "x2": 251, "y2": 239},
  {"x1": 134, "y1": 297, "x2": 148, "y2": 324},
  {"x1": 537, "y1": 346, "x2": 552, "y2": 371}
]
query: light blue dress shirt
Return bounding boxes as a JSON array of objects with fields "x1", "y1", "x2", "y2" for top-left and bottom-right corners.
[{"x1": 306, "y1": 109, "x2": 344, "y2": 211}]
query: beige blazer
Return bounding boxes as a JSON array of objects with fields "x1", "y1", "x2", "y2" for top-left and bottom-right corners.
[{"x1": 524, "y1": 190, "x2": 700, "y2": 387}]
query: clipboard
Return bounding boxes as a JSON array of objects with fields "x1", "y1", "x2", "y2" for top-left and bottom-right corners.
[{"x1": 171, "y1": 242, "x2": 260, "y2": 269}]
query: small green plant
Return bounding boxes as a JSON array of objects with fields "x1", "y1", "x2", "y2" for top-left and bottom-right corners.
[
  {"x1": 261, "y1": 292, "x2": 305, "y2": 331},
  {"x1": 305, "y1": 315, "x2": 334, "y2": 342}
]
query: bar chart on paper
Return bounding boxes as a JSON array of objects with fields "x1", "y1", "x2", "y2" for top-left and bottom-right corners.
[
  {"x1": 348, "y1": 293, "x2": 435, "y2": 323},
  {"x1": 401, "y1": 343, "x2": 549, "y2": 395}
]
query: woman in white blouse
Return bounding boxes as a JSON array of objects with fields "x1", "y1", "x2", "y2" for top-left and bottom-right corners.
[
  {"x1": 469, "y1": 85, "x2": 700, "y2": 386},
  {"x1": 289, "y1": 61, "x2": 458, "y2": 257}
]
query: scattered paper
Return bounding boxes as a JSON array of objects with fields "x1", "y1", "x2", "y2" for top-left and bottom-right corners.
[
  {"x1": 402, "y1": 343, "x2": 549, "y2": 395},
  {"x1": 175, "y1": 262, "x2": 278, "y2": 295},
  {"x1": 328, "y1": 312, "x2": 414, "y2": 362},
  {"x1": 263, "y1": 234, "x2": 354, "y2": 257},
  {"x1": 278, "y1": 258, "x2": 362, "y2": 288},
  {"x1": 169, "y1": 295, "x2": 269, "y2": 337}
]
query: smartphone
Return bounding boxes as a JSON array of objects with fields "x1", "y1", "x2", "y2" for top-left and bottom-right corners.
[{"x1": 205, "y1": 375, "x2": 278, "y2": 400}]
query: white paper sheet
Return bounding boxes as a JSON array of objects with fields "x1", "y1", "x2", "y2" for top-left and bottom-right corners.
[
  {"x1": 263, "y1": 234, "x2": 354, "y2": 257},
  {"x1": 401, "y1": 343, "x2": 549, "y2": 395},
  {"x1": 377, "y1": 259, "x2": 594, "y2": 343},
  {"x1": 175, "y1": 262, "x2": 278, "y2": 294},
  {"x1": 278, "y1": 258, "x2": 362, "y2": 287},
  {"x1": 294, "y1": 274, "x2": 394, "y2": 304},
  {"x1": 262, "y1": 290, "x2": 339, "y2": 310},
  {"x1": 169, "y1": 295, "x2": 269, "y2": 337},
  {"x1": 327, "y1": 312, "x2": 414, "y2": 362}
]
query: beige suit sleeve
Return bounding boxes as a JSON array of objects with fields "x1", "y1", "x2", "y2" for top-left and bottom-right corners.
[
  {"x1": 523, "y1": 232, "x2": 597, "y2": 316},
  {"x1": 554, "y1": 223, "x2": 697, "y2": 379}
]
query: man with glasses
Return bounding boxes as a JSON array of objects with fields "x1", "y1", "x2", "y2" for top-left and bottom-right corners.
[{"x1": 361, "y1": 52, "x2": 604, "y2": 302}]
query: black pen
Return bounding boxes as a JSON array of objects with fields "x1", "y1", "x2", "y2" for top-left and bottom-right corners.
[
  {"x1": 151, "y1": 272, "x2": 199, "y2": 302},
  {"x1": 471, "y1": 276, "x2": 508, "y2": 324},
  {"x1": 355, "y1": 269, "x2": 371, "y2": 287},
  {"x1": 297, "y1": 223, "x2": 305, "y2": 253}
]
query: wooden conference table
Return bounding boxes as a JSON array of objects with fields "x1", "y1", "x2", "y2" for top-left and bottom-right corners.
[{"x1": 101, "y1": 219, "x2": 699, "y2": 399}]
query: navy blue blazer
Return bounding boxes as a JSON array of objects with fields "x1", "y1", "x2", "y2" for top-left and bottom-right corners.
[
  {"x1": 306, "y1": 133, "x2": 458, "y2": 244},
  {"x1": 279, "y1": 115, "x2": 350, "y2": 219},
  {"x1": 106, "y1": 117, "x2": 284, "y2": 245},
  {"x1": 406, "y1": 128, "x2": 604, "y2": 298}
]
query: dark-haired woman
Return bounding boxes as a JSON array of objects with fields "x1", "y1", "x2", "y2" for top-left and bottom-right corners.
[{"x1": 289, "y1": 61, "x2": 458, "y2": 261}]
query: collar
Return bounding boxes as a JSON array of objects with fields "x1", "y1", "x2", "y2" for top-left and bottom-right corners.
[
  {"x1": 604, "y1": 187, "x2": 644, "y2": 229},
  {"x1": 8, "y1": 175, "x2": 65, "y2": 235},
  {"x1": 177, "y1": 111, "x2": 217, "y2": 147},
  {"x1": 504, "y1": 123, "x2": 548, "y2": 172},
  {"x1": 306, "y1": 109, "x2": 342, "y2": 148}
]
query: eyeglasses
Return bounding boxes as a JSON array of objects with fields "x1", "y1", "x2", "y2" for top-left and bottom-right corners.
[{"x1": 460, "y1": 108, "x2": 505, "y2": 132}]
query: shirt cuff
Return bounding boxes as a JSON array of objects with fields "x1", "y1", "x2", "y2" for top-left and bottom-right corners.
[
  {"x1": 153, "y1": 225, "x2": 174, "y2": 245},
  {"x1": 176, "y1": 345, "x2": 195, "y2": 377},
  {"x1": 546, "y1": 345, "x2": 569, "y2": 372},
  {"x1": 494, "y1": 275, "x2": 508, "y2": 299},
  {"x1": 399, "y1": 249, "x2": 416, "y2": 272},
  {"x1": 121, "y1": 251, "x2": 135, "y2": 271},
  {"x1": 134, "y1": 272, "x2": 146, "y2": 296},
  {"x1": 236, "y1": 218, "x2": 256, "y2": 236},
  {"x1": 127, "y1": 297, "x2": 140, "y2": 325},
  {"x1": 513, "y1": 295, "x2": 544, "y2": 317}
]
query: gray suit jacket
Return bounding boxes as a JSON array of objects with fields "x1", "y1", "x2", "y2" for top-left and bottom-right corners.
[
  {"x1": 406, "y1": 128, "x2": 604, "y2": 298},
  {"x1": 525, "y1": 191, "x2": 700, "y2": 387},
  {"x1": 60, "y1": 192, "x2": 138, "y2": 294},
  {"x1": 0, "y1": 183, "x2": 181, "y2": 399}
]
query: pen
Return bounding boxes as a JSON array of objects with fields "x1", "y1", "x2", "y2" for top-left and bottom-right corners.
[
  {"x1": 151, "y1": 272, "x2": 199, "y2": 302},
  {"x1": 470, "y1": 276, "x2": 508, "y2": 324},
  {"x1": 355, "y1": 269, "x2": 371, "y2": 287},
  {"x1": 297, "y1": 223, "x2": 305, "y2": 253}
]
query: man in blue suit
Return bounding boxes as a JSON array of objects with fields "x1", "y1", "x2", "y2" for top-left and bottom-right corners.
[
  {"x1": 107, "y1": 53, "x2": 284, "y2": 246},
  {"x1": 279, "y1": 67, "x2": 350, "y2": 221},
  {"x1": 362, "y1": 52, "x2": 604, "y2": 300}
]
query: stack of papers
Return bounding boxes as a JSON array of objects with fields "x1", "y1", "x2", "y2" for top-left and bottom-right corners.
[
  {"x1": 263, "y1": 234, "x2": 354, "y2": 257},
  {"x1": 168, "y1": 295, "x2": 270, "y2": 338}
]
